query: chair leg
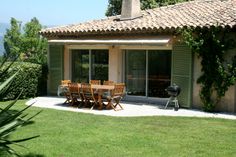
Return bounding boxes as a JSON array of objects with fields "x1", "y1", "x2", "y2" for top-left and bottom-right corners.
[
  {"x1": 78, "y1": 98, "x2": 84, "y2": 108},
  {"x1": 115, "y1": 103, "x2": 123, "y2": 110},
  {"x1": 113, "y1": 98, "x2": 123, "y2": 111},
  {"x1": 71, "y1": 97, "x2": 79, "y2": 107},
  {"x1": 110, "y1": 103, "x2": 117, "y2": 111},
  {"x1": 90, "y1": 104, "x2": 95, "y2": 110},
  {"x1": 84, "y1": 99, "x2": 90, "y2": 108},
  {"x1": 63, "y1": 94, "x2": 72, "y2": 104},
  {"x1": 90, "y1": 102, "x2": 98, "y2": 110},
  {"x1": 106, "y1": 99, "x2": 113, "y2": 109}
]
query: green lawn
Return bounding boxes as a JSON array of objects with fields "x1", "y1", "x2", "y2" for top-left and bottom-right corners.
[{"x1": 1, "y1": 100, "x2": 236, "y2": 157}]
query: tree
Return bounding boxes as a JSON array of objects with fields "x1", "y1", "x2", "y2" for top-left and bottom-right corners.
[
  {"x1": 3, "y1": 17, "x2": 47, "y2": 64},
  {"x1": 3, "y1": 18, "x2": 22, "y2": 59},
  {"x1": 21, "y1": 17, "x2": 47, "y2": 64},
  {"x1": 106, "y1": 0, "x2": 191, "y2": 16}
]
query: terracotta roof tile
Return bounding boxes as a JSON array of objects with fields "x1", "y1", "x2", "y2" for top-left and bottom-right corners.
[{"x1": 40, "y1": 0, "x2": 236, "y2": 37}]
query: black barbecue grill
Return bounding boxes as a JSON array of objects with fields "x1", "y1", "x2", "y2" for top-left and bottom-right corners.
[{"x1": 165, "y1": 84, "x2": 181, "y2": 111}]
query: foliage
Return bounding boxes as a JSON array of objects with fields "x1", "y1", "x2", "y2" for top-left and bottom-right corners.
[
  {"x1": 0, "y1": 59, "x2": 40, "y2": 156},
  {"x1": 106, "y1": 0, "x2": 191, "y2": 16},
  {"x1": 0, "y1": 101, "x2": 40, "y2": 156},
  {"x1": 181, "y1": 28, "x2": 236, "y2": 111},
  {"x1": 0, "y1": 62, "x2": 42, "y2": 100},
  {"x1": 3, "y1": 17, "x2": 48, "y2": 96},
  {"x1": 3, "y1": 18, "x2": 22, "y2": 58},
  {"x1": 21, "y1": 17, "x2": 48, "y2": 65},
  {"x1": 3, "y1": 17, "x2": 47, "y2": 65}
]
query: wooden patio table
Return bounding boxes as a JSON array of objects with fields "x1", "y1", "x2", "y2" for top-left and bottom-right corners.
[{"x1": 78, "y1": 84, "x2": 115, "y2": 110}]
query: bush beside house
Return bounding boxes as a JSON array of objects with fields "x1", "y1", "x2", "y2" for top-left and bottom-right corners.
[{"x1": 0, "y1": 62, "x2": 43, "y2": 100}]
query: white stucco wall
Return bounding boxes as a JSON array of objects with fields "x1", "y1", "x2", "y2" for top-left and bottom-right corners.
[{"x1": 108, "y1": 46, "x2": 123, "y2": 82}]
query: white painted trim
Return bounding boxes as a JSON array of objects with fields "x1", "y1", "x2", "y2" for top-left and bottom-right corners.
[
  {"x1": 48, "y1": 38, "x2": 171, "y2": 46},
  {"x1": 119, "y1": 45, "x2": 172, "y2": 50},
  {"x1": 67, "y1": 45, "x2": 109, "y2": 50}
]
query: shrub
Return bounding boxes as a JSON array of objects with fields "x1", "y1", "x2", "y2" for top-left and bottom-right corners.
[
  {"x1": 0, "y1": 58, "x2": 40, "y2": 156},
  {"x1": 0, "y1": 62, "x2": 42, "y2": 100}
]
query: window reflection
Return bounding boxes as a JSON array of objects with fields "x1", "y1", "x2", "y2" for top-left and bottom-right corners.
[
  {"x1": 125, "y1": 50, "x2": 171, "y2": 98},
  {"x1": 71, "y1": 49, "x2": 108, "y2": 83}
]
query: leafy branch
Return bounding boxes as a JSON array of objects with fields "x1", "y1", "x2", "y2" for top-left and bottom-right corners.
[{"x1": 181, "y1": 28, "x2": 236, "y2": 111}]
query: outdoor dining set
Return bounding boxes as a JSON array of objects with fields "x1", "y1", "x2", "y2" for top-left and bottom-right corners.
[{"x1": 58, "y1": 80, "x2": 126, "y2": 111}]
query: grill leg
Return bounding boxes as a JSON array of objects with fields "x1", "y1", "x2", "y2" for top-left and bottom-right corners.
[
  {"x1": 174, "y1": 99, "x2": 179, "y2": 111},
  {"x1": 165, "y1": 97, "x2": 179, "y2": 110},
  {"x1": 165, "y1": 98, "x2": 170, "y2": 109}
]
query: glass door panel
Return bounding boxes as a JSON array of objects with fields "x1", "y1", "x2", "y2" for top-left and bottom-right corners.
[
  {"x1": 91, "y1": 50, "x2": 109, "y2": 82},
  {"x1": 148, "y1": 50, "x2": 171, "y2": 98},
  {"x1": 71, "y1": 50, "x2": 89, "y2": 83},
  {"x1": 125, "y1": 50, "x2": 146, "y2": 96}
]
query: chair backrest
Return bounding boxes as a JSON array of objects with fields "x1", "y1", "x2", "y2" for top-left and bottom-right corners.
[
  {"x1": 68, "y1": 83, "x2": 79, "y2": 94},
  {"x1": 61, "y1": 80, "x2": 71, "y2": 86},
  {"x1": 90, "y1": 80, "x2": 101, "y2": 85},
  {"x1": 112, "y1": 83, "x2": 125, "y2": 97},
  {"x1": 103, "y1": 80, "x2": 115, "y2": 85},
  {"x1": 81, "y1": 83, "x2": 96, "y2": 101}
]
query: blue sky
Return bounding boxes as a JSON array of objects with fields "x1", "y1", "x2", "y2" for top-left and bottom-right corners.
[{"x1": 0, "y1": 0, "x2": 108, "y2": 26}]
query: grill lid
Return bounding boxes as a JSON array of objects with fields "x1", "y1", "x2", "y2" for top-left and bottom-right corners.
[{"x1": 166, "y1": 84, "x2": 181, "y2": 97}]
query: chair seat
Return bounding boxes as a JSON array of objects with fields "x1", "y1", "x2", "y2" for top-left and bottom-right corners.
[{"x1": 106, "y1": 95, "x2": 122, "y2": 100}]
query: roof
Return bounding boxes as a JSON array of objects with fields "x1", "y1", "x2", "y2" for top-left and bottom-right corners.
[{"x1": 40, "y1": 0, "x2": 236, "y2": 38}]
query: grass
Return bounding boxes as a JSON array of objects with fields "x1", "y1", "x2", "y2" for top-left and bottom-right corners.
[{"x1": 1, "y1": 100, "x2": 236, "y2": 157}]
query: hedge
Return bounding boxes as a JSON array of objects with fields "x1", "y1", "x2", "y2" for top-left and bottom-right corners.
[{"x1": 0, "y1": 62, "x2": 45, "y2": 100}]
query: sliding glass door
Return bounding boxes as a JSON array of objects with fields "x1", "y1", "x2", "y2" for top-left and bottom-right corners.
[
  {"x1": 71, "y1": 49, "x2": 108, "y2": 83},
  {"x1": 148, "y1": 50, "x2": 171, "y2": 97},
  {"x1": 125, "y1": 50, "x2": 146, "y2": 96},
  {"x1": 125, "y1": 50, "x2": 171, "y2": 98}
]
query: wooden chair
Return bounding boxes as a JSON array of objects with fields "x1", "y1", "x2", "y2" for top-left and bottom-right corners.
[
  {"x1": 89, "y1": 80, "x2": 101, "y2": 85},
  {"x1": 61, "y1": 80, "x2": 71, "y2": 104},
  {"x1": 81, "y1": 83, "x2": 99, "y2": 110},
  {"x1": 106, "y1": 83, "x2": 125, "y2": 111},
  {"x1": 103, "y1": 80, "x2": 115, "y2": 85},
  {"x1": 68, "y1": 83, "x2": 81, "y2": 106},
  {"x1": 61, "y1": 80, "x2": 71, "y2": 86},
  {"x1": 102, "y1": 80, "x2": 115, "y2": 101}
]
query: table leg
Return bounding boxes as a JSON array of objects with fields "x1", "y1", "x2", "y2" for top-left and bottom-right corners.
[{"x1": 97, "y1": 95, "x2": 103, "y2": 110}]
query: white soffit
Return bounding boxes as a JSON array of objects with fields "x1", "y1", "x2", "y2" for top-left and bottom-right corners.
[{"x1": 48, "y1": 38, "x2": 171, "y2": 45}]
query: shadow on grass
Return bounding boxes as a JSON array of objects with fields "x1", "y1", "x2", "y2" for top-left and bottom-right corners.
[
  {"x1": 0, "y1": 152, "x2": 45, "y2": 157},
  {"x1": 22, "y1": 153, "x2": 45, "y2": 157},
  {"x1": 1, "y1": 109, "x2": 37, "y2": 126}
]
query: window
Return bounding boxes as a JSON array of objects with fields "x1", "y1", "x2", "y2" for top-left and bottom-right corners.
[{"x1": 71, "y1": 49, "x2": 108, "y2": 83}]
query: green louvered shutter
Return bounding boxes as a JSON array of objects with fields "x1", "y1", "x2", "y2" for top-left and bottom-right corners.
[
  {"x1": 48, "y1": 45, "x2": 64, "y2": 95},
  {"x1": 171, "y1": 43, "x2": 192, "y2": 108}
]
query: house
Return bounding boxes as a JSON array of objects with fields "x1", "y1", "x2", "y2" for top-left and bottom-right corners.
[{"x1": 40, "y1": 0, "x2": 236, "y2": 113}]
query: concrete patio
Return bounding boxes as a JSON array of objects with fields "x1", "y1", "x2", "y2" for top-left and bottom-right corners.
[{"x1": 26, "y1": 97, "x2": 236, "y2": 120}]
